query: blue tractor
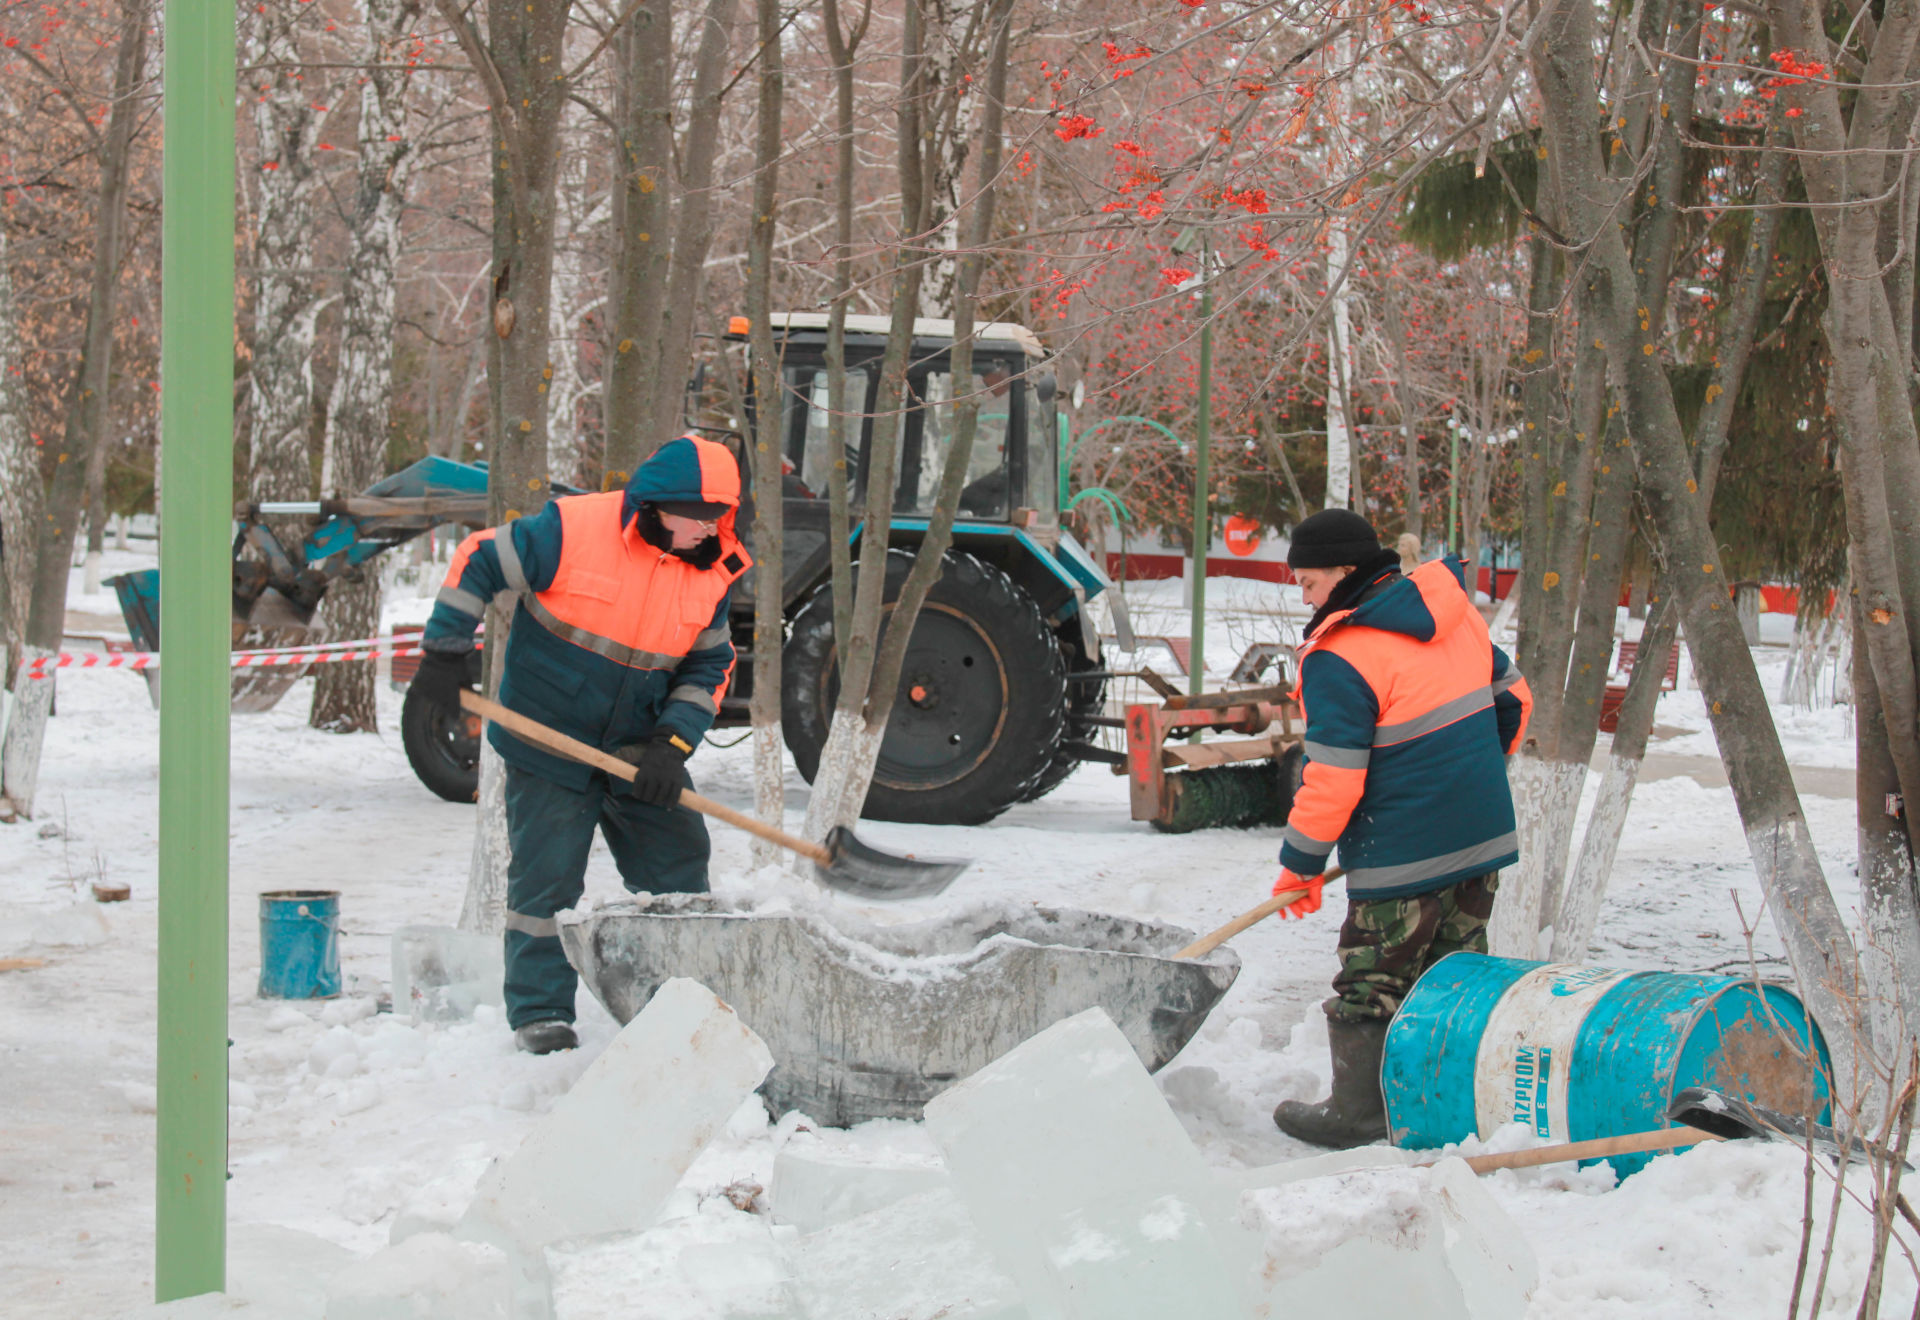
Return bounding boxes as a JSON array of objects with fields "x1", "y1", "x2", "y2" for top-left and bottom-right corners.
[{"x1": 114, "y1": 314, "x2": 1129, "y2": 824}]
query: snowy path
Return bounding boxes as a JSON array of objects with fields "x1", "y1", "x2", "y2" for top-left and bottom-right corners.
[{"x1": 1, "y1": 564, "x2": 1904, "y2": 1317}]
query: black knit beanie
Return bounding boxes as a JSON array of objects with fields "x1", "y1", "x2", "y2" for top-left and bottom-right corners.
[{"x1": 1287, "y1": 508, "x2": 1381, "y2": 568}]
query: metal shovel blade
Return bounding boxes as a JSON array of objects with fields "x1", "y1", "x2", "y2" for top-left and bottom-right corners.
[
  {"x1": 1667, "y1": 1086, "x2": 1910, "y2": 1170},
  {"x1": 817, "y1": 825, "x2": 968, "y2": 901}
]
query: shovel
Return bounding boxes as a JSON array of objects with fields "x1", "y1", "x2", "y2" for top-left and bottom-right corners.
[
  {"x1": 1668, "y1": 1086, "x2": 1911, "y2": 1170},
  {"x1": 1433, "y1": 1087, "x2": 1908, "y2": 1176},
  {"x1": 459, "y1": 691, "x2": 967, "y2": 900},
  {"x1": 1174, "y1": 869, "x2": 1349, "y2": 960}
]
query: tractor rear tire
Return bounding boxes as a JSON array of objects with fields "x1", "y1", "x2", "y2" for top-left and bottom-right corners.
[
  {"x1": 782, "y1": 549, "x2": 1067, "y2": 825},
  {"x1": 400, "y1": 652, "x2": 483, "y2": 803}
]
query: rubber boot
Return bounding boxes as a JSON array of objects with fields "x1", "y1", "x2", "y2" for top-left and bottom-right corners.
[
  {"x1": 1273, "y1": 1017, "x2": 1391, "y2": 1148},
  {"x1": 514, "y1": 1019, "x2": 579, "y2": 1055}
]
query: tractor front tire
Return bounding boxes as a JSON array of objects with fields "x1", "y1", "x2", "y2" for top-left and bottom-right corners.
[
  {"x1": 782, "y1": 549, "x2": 1067, "y2": 825},
  {"x1": 400, "y1": 652, "x2": 483, "y2": 803}
]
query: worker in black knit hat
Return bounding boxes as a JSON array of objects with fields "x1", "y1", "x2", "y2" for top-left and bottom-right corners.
[{"x1": 1270, "y1": 508, "x2": 1533, "y2": 1148}]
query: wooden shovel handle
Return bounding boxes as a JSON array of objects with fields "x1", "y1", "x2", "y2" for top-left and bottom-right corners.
[
  {"x1": 459, "y1": 691, "x2": 832, "y2": 865},
  {"x1": 1175, "y1": 869, "x2": 1347, "y2": 960},
  {"x1": 1459, "y1": 1125, "x2": 1722, "y2": 1174}
]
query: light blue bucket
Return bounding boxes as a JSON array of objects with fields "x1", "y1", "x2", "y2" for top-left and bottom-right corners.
[
  {"x1": 258, "y1": 890, "x2": 342, "y2": 999},
  {"x1": 1382, "y1": 952, "x2": 1830, "y2": 1177}
]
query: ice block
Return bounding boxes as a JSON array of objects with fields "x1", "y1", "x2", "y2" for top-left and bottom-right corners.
[
  {"x1": 462, "y1": 978, "x2": 774, "y2": 1253},
  {"x1": 391, "y1": 925, "x2": 504, "y2": 1023},
  {"x1": 923, "y1": 1008, "x2": 1256, "y2": 1320}
]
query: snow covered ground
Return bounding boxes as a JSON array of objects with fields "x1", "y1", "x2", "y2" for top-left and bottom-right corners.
[{"x1": 1, "y1": 557, "x2": 1903, "y2": 1316}]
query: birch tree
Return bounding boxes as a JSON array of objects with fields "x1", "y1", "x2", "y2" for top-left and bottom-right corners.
[
  {"x1": 310, "y1": 0, "x2": 427, "y2": 734},
  {"x1": 744, "y1": 0, "x2": 785, "y2": 862},
  {"x1": 602, "y1": 0, "x2": 738, "y2": 476}
]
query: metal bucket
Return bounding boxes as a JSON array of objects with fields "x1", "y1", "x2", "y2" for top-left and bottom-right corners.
[
  {"x1": 258, "y1": 890, "x2": 342, "y2": 999},
  {"x1": 560, "y1": 896, "x2": 1240, "y2": 1128},
  {"x1": 1382, "y1": 952, "x2": 1830, "y2": 1177}
]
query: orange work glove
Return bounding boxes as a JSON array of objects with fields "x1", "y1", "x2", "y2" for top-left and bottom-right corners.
[{"x1": 1271, "y1": 869, "x2": 1325, "y2": 920}]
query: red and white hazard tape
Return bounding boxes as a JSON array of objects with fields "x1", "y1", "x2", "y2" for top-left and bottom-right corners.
[{"x1": 24, "y1": 635, "x2": 451, "y2": 679}]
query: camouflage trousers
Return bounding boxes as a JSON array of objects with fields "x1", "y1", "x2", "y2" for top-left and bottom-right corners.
[{"x1": 1326, "y1": 872, "x2": 1500, "y2": 1024}]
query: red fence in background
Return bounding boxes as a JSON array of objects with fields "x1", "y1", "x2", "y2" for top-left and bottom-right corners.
[{"x1": 1106, "y1": 554, "x2": 1522, "y2": 600}]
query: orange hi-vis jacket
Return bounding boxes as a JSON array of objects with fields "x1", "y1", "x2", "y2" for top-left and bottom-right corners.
[
  {"x1": 1279, "y1": 559, "x2": 1533, "y2": 900},
  {"x1": 424, "y1": 436, "x2": 750, "y2": 791}
]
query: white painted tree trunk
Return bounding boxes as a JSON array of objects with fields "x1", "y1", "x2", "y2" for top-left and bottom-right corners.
[
  {"x1": 799, "y1": 706, "x2": 889, "y2": 849},
  {"x1": 0, "y1": 648, "x2": 54, "y2": 821},
  {"x1": 1550, "y1": 752, "x2": 1641, "y2": 961},
  {"x1": 1490, "y1": 756, "x2": 1585, "y2": 958},
  {"x1": 0, "y1": 221, "x2": 39, "y2": 666},
  {"x1": 459, "y1": 740, "x2": 511, "y2": 934},
  {"x1": 1857, "y1": 838, "x2": 1920, "y2": 1069},
  {"x1": 752, "y1": 726, "x2": 785, "y2": 868},
  {"x1": 1323, "y1": 223, "x2": 1354, "y2": 511},
  {"x1": 311, "y1": 0, "x2": 416, "y2": 733}
]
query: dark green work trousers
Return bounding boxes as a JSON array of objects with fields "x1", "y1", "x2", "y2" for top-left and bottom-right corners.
[{"x1": 502, "y1": 762, "x2": 710, "y2": 1029}]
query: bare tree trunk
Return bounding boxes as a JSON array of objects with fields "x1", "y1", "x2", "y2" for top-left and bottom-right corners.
[
  {"x1": 1, "y1": 0, "x2": 149, "y2": 821},
  {"x1": 1323, "y1": 221, "x2": 1354, "y2": 510},
  {"x1": 602, "y1": 0, "x2": 738, "y2": 477},
  {"x1": 1532, "y1": 0, "x2": 1867, "y2": 1085},
  {"x1": 1554, "y1": 587, "x2": 1676, "y2": 959},
  {"x1": 821, "y1": 0, "x2": 872, "y2": 659},
  {"x1": 0, "y1": 221, "x2": 40, "y2": 682},
  {"x1": 435, "y1": 0, "x2": 575, "y2": 929},
  {"x1": 1550, "y1": 104, "x2": 1792, "y2": 959},
  {"x1": 801, "y1": 0, "x2": 1011, "y2": 838},
  {"x1": 310, "y1": 0, "x2": 425, "y2": 734},
  {"x1": 1382, "y1": 293, "x2": 1420, "y2": 540},
  {"x1": 745, "y1": 0, "x2": 786, "y2": 864},
  {"x1": 1851, "y1": 583, "x2": 1920, "y2": 1054}
]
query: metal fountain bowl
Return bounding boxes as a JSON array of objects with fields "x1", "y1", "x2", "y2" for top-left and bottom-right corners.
[{"x1": 559, "y1": 895, "x2": 1241, "y2": 1128}]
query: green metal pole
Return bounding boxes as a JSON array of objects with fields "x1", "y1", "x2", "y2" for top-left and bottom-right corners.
[
  {"x1": 1190, "y1": 241, "x2": 1211, "y2": 699},
  {"x1": 156, "y1": 0, "x2": 233, "y2": 1301},
  {"x1": 1448, "y1": 427, "x2": 1460, "y2": 557}
]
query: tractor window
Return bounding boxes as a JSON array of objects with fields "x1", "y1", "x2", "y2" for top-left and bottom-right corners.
[
  {"x1": 900, "y1": 366, "x2": 1013, "y2": 518},
  {"x1": 783, "y1": 364, "x2": 871, "y2": 501}
]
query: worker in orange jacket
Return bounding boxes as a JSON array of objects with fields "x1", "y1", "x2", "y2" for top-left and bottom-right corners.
[
  {"x1": 1270, "y1": 510, "x2": 1532, "y2": 1147},
  {"x1": 414, "y1": 435, "x2": 750, "y2": 1054}
]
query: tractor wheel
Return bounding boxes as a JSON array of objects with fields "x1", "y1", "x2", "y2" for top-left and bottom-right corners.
[
  {"x1": 1019, "y1": 630, "x2": 1103, "y2": 802},
  {"x1": 782, "y1": 549, "x2": 1067, "y2": 825},
  {"x1": 400, "y1": 652, "x2": 483, "y2": 803}
]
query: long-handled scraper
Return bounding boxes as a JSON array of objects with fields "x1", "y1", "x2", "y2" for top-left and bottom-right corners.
[{"x1": 460, "y1": 691, "x2": 967, "y2": 900}]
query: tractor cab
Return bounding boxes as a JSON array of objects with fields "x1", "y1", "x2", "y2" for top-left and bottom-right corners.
[
  {"x1": 724, "y1": 313, "x2": 1060, "y2": 608},
  {"x1": 720, "y1": 313, "x2": 1124, "y2": 825}
]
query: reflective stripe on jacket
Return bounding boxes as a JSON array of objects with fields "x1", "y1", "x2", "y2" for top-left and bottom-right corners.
[
  {"x1": 1279, "y1": 559, "x2": 1534, "y2": 900},
  {"x1": 424, "y1": 487, "x2": 750, "y2": 791}
]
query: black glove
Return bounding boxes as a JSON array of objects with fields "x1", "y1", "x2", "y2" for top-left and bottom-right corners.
[
  {"x1": 412, "y1": 648, "x2": 475, "y2": 713},
  {"x1": 615, "y1": 732, "x2": 693, "y2": 806}
]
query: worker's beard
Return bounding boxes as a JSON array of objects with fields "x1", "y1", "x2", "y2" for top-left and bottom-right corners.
[{"x1": 633, "y1": 503, "x2": 722, "y2": 568}]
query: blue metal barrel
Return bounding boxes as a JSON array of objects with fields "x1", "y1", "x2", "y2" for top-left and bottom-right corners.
[
  {"x1": 1381, "y1": 952, "x2": 1830, "y2": 1176},
  {"x1": 258, "y1": 890, "x2": 342, "y2": 999}
]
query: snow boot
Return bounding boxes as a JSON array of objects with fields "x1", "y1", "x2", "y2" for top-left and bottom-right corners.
[
  {"x1": 514, "y1": 1019, "x2": 579, "y2": 1055},
  {"x1": 1272, "y1": 1017, "x2": 1391, "y2": 1148}
]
